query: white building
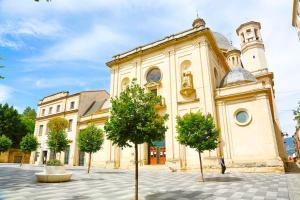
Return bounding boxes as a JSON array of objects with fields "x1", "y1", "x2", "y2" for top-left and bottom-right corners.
[{"x1": 31, "y1": 90, "x2": 109, "y2": 166}]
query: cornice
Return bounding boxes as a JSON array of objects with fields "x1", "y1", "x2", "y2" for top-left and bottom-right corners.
[
  {"x1": 106, "y1": 28, "x2": 229, "y2": 72},
  {"x1": 36, "y1": 109, "x2": 78, "y2": 121}
]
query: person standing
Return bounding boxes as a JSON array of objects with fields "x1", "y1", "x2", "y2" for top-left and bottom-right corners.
[{"x1": 219, "y1": 157, "x2": 226, "y2": 174}]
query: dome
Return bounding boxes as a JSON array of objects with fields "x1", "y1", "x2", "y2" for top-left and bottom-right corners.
[
  {"x1": 226, "y1": 45, "x2": 240, "y2": 53},
  {"x1": 220, "y1": 67, "x2": 256, "y2": 87},
  {"x1": 213, "y1": 32, "x2": 232, "y2": 50}
]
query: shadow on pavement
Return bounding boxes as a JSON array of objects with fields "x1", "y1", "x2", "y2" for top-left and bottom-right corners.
[
  {"x1": 94, "y1": 171, "x2": 126, "y2": 174},
  {"x1": 145, "y1": 190, "x2": 212, "y2": 200},
  {"x1": 204, "y1": 176, "x2": 243, "y2": 182}
]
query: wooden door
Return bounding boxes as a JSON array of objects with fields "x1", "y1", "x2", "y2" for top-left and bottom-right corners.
[
  {"x1": 159, "y1": 147, "x2": 166, "y2": 164},
  {"x1": 150, "y1": 147, "x2": 157, "y2": 165}
]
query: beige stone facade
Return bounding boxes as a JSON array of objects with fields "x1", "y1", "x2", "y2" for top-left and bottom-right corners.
[
  {"x1": 293, "y1": 0, "x2": 300, "y2": 40},
  {"x1": 32, "y1": 19, "x2": 287, "y2": 172},
  {"x1": 77, "y1": 19, "x2": 287, "y2": 172},
  {"x1": 31, "y1": 90, "x2": 109, "y2": 166}
]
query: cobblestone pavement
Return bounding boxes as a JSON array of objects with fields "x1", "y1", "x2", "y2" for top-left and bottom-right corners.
[{"x1": 0, "y1": 164, "x2": 299, "y2": 200}]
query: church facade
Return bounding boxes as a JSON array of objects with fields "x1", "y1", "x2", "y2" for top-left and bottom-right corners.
[
  {"x1": 78, "y1": 19, "x2": 287, "y2": 172},
  {"x1": 32, "y1": 18, "x2": 287, "y2": 172}
]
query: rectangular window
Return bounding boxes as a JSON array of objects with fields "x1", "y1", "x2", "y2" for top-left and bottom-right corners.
[
  {"x1": 49, "y1": 107, "x2": 53, "y2": 115},
  {"x1": 45, "y1": 124, "x2": 48, "y2": 135},
  {"x1": 70, "y1": 101, "x2": 75, "y2": 110},
  {"x1": 64, "y1": 146, "x2": 70, "y2": 165},
  {"x1": 56, "y1": 105, "x2": 61, "y2": 113},
  {"x1": 41, "y1": 109, "x2": 45, "y2": 116},
  {"x1": 68, "y1": 119, "x2": 73, "y2": 132},
  {"x1": 39, "y1": 125, "x2": 43, "y2": 136}
]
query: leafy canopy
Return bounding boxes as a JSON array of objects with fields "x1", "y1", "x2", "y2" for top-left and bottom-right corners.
[
  {"x1": 176, "y1": 111, "x2": 219, "y2": 153},
  {"x1": 78, "y1": 125, "x2": 104, "y2": 153},
  {"x1": 47, "y1": 117, "x2": 70, "y2": 154},
  {"x1": 0, "y1": 103, "x2": 26, "y2": 148},
  {"x1": 0, "y1": 135, "x2": 12, "y2": 153},
  {"x1": 22, "y1": 107, "x2": 36, "y2": 121},
  {"x1": 48, "y1": 117, "x2": 68, "y2": 132},
  {"x1": 20, "y1": 107, "x2": 36, "y2": 135},
  {"x1": 104, "y1": 81, "x2": 168, "y2": 147},
  {"x1": 47, "y1": 130, "x2": 70, "y2": 154},
  {"x1": 20, "y1": 134, "x2": 38, "y2": 153},
  {"x1": 294, "y1": 101, "x2": 300, "y2": 130}
]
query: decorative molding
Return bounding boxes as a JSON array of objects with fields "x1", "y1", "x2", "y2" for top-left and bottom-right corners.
[
  {"x1": 36, "y1": 109, "x2": 78, "y2": 121},
  {"x1": 177, "y1": 98, "x2": 200, "y2": 105}
]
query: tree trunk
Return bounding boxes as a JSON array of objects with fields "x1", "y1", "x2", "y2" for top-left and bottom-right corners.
[
  {"x1": 135, "y1": 143, "x2": 138, "y2": 200},
  {"x1": 198, "y1": 151, "x2": 204, "y2": 182},
  {"x1": 88, "y1": 152, "x2": 92, "y2": 173}
]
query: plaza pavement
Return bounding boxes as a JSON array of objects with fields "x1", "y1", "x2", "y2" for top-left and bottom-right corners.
[{"x1": 0, "y1": 164, "x2": 299, "y2": 200}]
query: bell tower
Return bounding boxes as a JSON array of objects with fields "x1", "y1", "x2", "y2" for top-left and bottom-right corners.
[
  {"x1": 236, "y1": 21, "x2": 268, "y2": 72},
  {"x1": 225, "y1": 47, "x2": 242, "y2": 69}
]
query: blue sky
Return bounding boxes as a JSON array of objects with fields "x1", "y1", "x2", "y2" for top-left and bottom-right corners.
[{"x1": 0, "y1": 0, "x2": 299, "y2": 135}]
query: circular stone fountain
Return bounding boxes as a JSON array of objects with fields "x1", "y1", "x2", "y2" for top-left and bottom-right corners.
[{"x1": 35, "y1": 166, "x2": 72, "y2": 183}]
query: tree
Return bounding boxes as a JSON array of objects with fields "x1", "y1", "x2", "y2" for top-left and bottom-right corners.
[
  {"x1": 47, "y1": 117, "x2": 70, "y2": 160},
  {"x1": 176, "y1": 111, "x2": 219, "y2": 182},
  {"x1": 0, "y1": 135, "x2": 12, "y2": 154},
  {"x1": 78, "y1": 125, "x2": 104, "y2": 173},
  {"x1": 20, "y1": 134, "x2": 38, "y2": 165},
  {"x1": 21, "y1": 107, "x2": 36, "y2": 135},
  {"x1": 294, "y1": 101, "x2": 300, "y2": 130},
  {"x1": 22, "y1": 107, "x2": 36, "y2": 121},
  {"x1": 48, "y1": 117, "x2": 68, "y2": 133},
  {"x1": 104, "y1": 81, "x2": 168, "y2": 200},
  {"x1": 0, "y1": 57, "x2": 4, "y2": 79},
  {"x1": 0, "y1": 104, "x2": 26, "y2": 148}
]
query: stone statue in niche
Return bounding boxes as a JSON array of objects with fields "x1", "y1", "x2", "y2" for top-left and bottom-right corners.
[
  {"x1": 182, "y1": 71, "x2": 193, "y2": 88},
  {"x1": 180, "y1": 71, "x2": 195, "y2": 96}
]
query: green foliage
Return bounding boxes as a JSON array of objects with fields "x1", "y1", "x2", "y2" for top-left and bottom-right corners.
[
  {"x1": 48, "y1": 117, "x2": 68, "y2": 132},
  {"x1": 0, "y1": 57, "x2": 4, "y2": 79},
  {"x1": 22, "y1": 107, "x2": 36, "y2": 121},
  {"x1": 47, "y1": 130, "x2": 70, "y2": 157},
  {"x1": 104, "y1": 81, "x2": 168, "y2": 147},
  {"x1": 176, "y1": 111, "x2": 219, "y2": 153},
  {"x1": 78, "y1": 125, "x2": 104, "y2": 153},
  {"x1": 20, "y1": 134, "x2": 38, "y2": 153},
  {"x1": 0, "y1": 135, "x2": 12, "y2": 153},
  {"x1": 46, "y1": 159, "x2": 62, "y2": 166},
  {"x1": 20, "y1": 107, "x2": 36, "y2": 135},
  {"x1": 294, "y1": 101, "x2": 300, "y2": 130},
  {"x1": 0, "y1": 103, "x2": 26, "y2": 148}
]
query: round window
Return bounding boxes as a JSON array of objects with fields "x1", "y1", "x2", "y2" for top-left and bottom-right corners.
[
  {"x1": 146, "y1": 68, "x2": 161, "y2": 82},
  {"x1": 235, "y1": 110, "x2": 251, "y2": 126}
]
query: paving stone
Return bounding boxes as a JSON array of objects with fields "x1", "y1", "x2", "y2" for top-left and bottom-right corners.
[{"x1": 0, "y1": 165, "x2": 299, "y2": 200}]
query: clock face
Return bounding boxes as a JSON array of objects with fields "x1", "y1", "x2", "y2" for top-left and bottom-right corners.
[{"x1": 146, "y1": 68, "x2": 161, "y2": 82}]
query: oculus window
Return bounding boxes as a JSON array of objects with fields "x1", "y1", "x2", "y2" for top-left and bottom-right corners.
[
  {"x1": 146, "y1": 68, "x2": 161, "y2": 82},
  {"x1": 234, "y1": 109, "x2": 251, "y2": 126}
]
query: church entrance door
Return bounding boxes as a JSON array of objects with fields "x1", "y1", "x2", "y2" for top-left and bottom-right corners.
[{"x1": 148, "y1": 140, "x2": 166, "y2": 165}]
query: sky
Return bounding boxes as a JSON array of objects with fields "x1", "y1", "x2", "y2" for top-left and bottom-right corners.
[{"x1": 0, "y1": 0, "x2": 299, "y2": 136}]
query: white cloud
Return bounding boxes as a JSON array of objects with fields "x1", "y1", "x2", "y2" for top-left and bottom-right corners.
[
  {"x1": 26, "y1": 24, "x2": 132, "y2": 62},
  {"x1": 0, "y1": 84, "x2": 12, "y2": 103},
  {"x1": 35, "y1": 77, "x2": 88, "y2": 88},
  {"x1": 0, "y1": 19, "x2": 65, "y2": 49},
  {"x1": 0, "y1": 19, "x2": 64, "y2": 37},
  {"x1": 0, "y1": 38, "x2": 21, "y2": 49}
]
